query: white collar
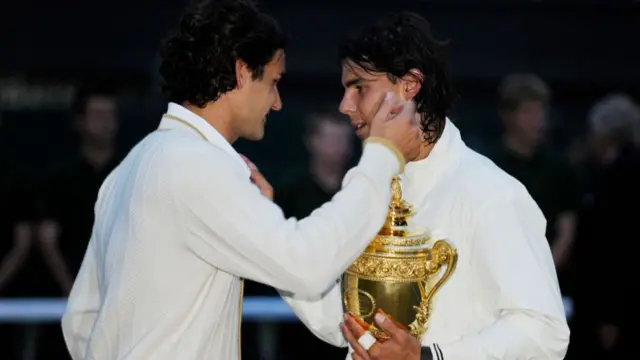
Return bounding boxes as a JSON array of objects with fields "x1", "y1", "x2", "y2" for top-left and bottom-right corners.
[
  {"x1": 158, "y1": 102, "x2": 250, "y2": 178},
  {"x1": 402, "y1": 118, "x2": 465, "y2": 194}
]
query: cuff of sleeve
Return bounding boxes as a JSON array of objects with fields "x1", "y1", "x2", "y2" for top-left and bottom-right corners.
[
  {"x1": 363, "y1": 137, "x2": 405, "y2": 173},
  {"x1": 352, "y1": 141, "x2": 401, "y2": 193}
]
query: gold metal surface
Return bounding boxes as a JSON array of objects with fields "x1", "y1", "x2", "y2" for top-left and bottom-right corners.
[{"x1": 341, "y1": 176, "x2": 458, "y2": 341}]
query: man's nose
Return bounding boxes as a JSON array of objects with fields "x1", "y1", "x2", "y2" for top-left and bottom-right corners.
[
  {"x1": 339, "y1": 95, "x2": 354, "y2": 115},
  {"x1": 272, "y1": 91, "x2": 282, "y2": 111}
]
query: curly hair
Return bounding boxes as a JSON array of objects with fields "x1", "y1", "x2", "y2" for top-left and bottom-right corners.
[
  {"x1": 159, "y1": 0, "x2": 287, "y2": 108},
  {"x1": 338, "y1": 11, "x2": 455, "y2": 144}
]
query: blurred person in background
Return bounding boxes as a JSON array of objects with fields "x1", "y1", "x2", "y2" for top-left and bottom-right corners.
[
  {"x1": 276, "y1": 107, "x2": 355, "y2": 219},
  {"x1": 489, "y1": 73, "x2": 580, "y2": 297},
  {"x1": 244, "y1": 108, "x2": 355, "y2": 360},
  {"x1": 0, "y1": 115, "x2": 42, "y2": 360},
  {"x1": 40, "y1": 80, "x2": 121, "y2": 295},
  {"x1": 570, "y1": 93, "x2": 640, "y2": 360},
  {"x1": 0, "y1": 112, "x2": 65, "y2": 360},
  {"x1": 16, "y1": 81, "x2": 122, "y2": 360}
]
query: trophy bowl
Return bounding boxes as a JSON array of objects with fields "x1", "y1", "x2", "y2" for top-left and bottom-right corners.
[{"x1": 341, "y1": 177, "x2": 458, "y2": 341}]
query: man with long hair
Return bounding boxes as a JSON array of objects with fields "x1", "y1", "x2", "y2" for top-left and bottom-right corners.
[{"x1": 280, "y1": 11, "x2": 569, "y2": 360}]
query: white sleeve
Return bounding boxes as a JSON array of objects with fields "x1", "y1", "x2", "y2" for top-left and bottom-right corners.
[
  {"x1": 430, "y1": 189, "x2": 570, "y2": 360},
  {"x1": 280, "y1": 281, "x2": 348, "y2": 347},
  {"x1": 61, "y1": 238, "x2": 100, "y2": 360},
  {"x1": 175, "y1": 141, "x2": 400, "y2": 298}
]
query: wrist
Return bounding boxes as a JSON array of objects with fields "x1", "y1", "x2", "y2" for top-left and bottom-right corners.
[{"x1": 364, "y1": 137, "x2": 405, "y2": 173}]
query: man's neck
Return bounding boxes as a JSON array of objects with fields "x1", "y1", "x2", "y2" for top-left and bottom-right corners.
[
  {"x1": 309, "y1": 158, "x2": 345, "y2": 193},
  {"x1": 413, "y1": 142, "x2": 435, "y2": 162},
  {"x1": 81, "y1": 142, "x2": 114, "y2": 171},
  {"x1": 503, "y1": 133, "x2": 536, "y2": 158},
  {"x1": 184, "y1": 101, "x2": 237, "y2": 143}
]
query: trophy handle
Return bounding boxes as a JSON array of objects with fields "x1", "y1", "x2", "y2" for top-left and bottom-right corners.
[
  {"x1": 411, "y1": 240, "x2": 457, "y2": 334},
  {"x1": 423, "y1": 239, "x2": 458, "y2": 305},
  {"x1": 342, "y1": 287, "x2": 377, "y2": 319}
]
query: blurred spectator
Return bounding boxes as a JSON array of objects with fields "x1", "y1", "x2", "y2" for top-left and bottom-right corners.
[
  {"x1": 487, "y1": 73, "x2": 580, "y2": 296},
  {"x1": 243, "y1": 107, "x2": 355, "y2": 360},
  {"x1": 40, "y1": 80, "x2": 121, "y2": 288},
  {"x1": 275, "y1": 107, "x2": 355, "y2": 219},
  {"x1": 0, "y1": 116, "x2": 50, "y2": 359},
  {"x1": 24, "y1": 80, "x2": 122, "y2": 360},
  {"x1": 571, "y1": 93, "x2": 640, "y2": 359}
]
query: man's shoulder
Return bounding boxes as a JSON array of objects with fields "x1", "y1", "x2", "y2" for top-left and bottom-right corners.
[{"x1": 452, "y1": 147, "x2": 532, "y2": 207}]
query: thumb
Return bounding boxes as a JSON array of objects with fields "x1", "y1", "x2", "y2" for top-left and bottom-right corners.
[
  {"x1": 370, "y1": 92, "x2": 398, "y2": 126},
  {"x1": 374, "y1": 312, "x2": 403, "y2": 337}
]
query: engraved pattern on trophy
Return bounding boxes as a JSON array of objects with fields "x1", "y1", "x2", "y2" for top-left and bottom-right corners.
[{"x1": 341, "y1": 176, "x2": 458, "y2": 341}]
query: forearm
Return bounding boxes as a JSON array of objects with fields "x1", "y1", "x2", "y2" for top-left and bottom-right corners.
[
  {"x1": 0, "y1": 247, "x2": 29, "y2": 291},
  {"x1": 427, "y1": 312, "x2": 569, "y2": 360},
  {"x1": 280, "y1": 281, "x2": 347, "y2": 347},
  {"x1": 551, "y1": 212, "x2": 576, "y2": 267},
  {"x1": 40, "y1": 243, "x2": 74, "y2": 293},
  {"x1": 183, "y1": 141, "x2": 401, "y2": 297},
  {"x1": 0, "y1": 223, "x2": 32, "y2": 292}
]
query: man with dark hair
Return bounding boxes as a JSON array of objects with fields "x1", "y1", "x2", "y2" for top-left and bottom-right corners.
[
  {"x1": 490, "y1": 73, "x2": 579, "y2": 296},
  {"x1": 41, "y1": 79, "x2": 121, "y2": 292},
  {"x1": 276, "y1": 108, "x2": 355, "y2": 218},
  {"x1": 60, "y1": 1, "x2": 423, "y2": 359},
  {"x1": 282, "y1": 12, "x2": 569, "y2": 360}
]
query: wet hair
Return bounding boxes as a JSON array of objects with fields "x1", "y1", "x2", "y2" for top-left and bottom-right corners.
[
  {"x1": 498, "y1": 73, "x2": 551, "y2": 113},
  {"x1": 159, "y1": 0, "x2": 287, "y2": 108},
  {"x1": 338, "y1": 11, "x2": 455, "y2": 144}
]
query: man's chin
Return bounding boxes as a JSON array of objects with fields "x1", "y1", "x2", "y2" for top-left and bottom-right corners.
[
  {"x1": 357, "y1": 132, "x2": 370, "y2": 141},
  {"x1": 244, "y1": 130, "x2": 265, "y2": 141}
]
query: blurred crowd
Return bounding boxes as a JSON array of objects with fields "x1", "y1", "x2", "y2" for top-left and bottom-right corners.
[{"x1": 1, "y1": 73, "x2": 639, "y2": 360}]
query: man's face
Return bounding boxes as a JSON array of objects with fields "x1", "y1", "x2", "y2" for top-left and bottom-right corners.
[
  {"x1": 307, "y1": 119, "x2": 353, "y2": 164},
  {"x1": 339, "y1": 61, "x2": 404, "y2": 140},
  {"x1": 504, "y1": 100, "x2": 546, "y2": 145},
  {"x1": 78, "y1": 95, "x2": 118, "y2": 144},
  {"x1": 232, "y1": 49, "x2": 285, "y2": 141}
]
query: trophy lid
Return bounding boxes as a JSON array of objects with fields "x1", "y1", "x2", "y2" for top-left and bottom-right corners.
[{"x1": 370, "y1": 177, "x2": 431, "y2": 250}]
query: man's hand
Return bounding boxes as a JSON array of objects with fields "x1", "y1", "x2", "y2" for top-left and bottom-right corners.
[
  {"x1": 340, "y1": 312, "x2": 422, "y2": 360},
  {"x1": 369, "y1": 92, "x2": 423, "y2": 163},
  {"x1": 240, "y1": 155, "x2": 274, "y2": 200}
]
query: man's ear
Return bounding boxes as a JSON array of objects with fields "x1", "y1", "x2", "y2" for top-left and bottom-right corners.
[
  {"x1": 401, "y1": 68, "x2": 424, "y2": 101},
  {"x1": 235, "y1": 59, "x2": 250, "y2": 89}
]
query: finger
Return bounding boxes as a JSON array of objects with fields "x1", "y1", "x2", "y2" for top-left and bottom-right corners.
[
  {"x1": 351, "y1": 352, "x2": 368, "y2": 360},
  {"x1": 340, "y1": 323, "x2": 371, "y2": 360},
  {"x1": 345, "y1": 314, "x2": 367, "y2": 338},
  {"x1": 248, "y1": 169, "x2": 274, "y2": 199},
  {"x1": 374, "y1": 312, "x2": 405, "y2": 338},
  {"x1": 370, "y1": 92, "x2": 397, "y2": 126},
  {"x1": 239, "y1": 154, "x2": 258, "y2": 171},
  {"x1": 348, "y1": 313, "x2": 371, "y2": 331}
]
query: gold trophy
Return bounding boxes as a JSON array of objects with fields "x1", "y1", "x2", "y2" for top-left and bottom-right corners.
[{"x1": 341, "y1": 176, "x2": 458, "y2": 341}]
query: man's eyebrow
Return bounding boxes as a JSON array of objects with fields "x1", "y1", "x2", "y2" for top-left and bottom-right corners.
[{"x1": 344, "y1": 78, "x2": 364, "y2": 87}]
